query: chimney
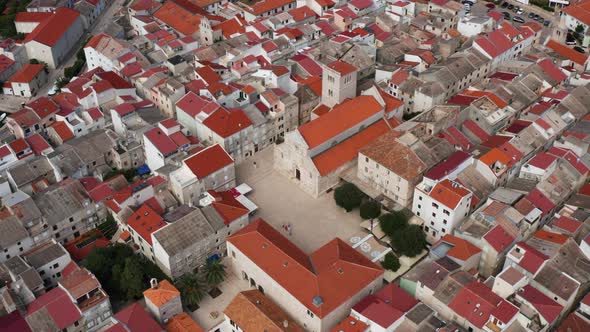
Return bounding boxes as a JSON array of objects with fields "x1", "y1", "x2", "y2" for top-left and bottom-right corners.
[
  {"x1": 283, "y1": 320, "x2": 289, "y2": 328},
  {"x1": 150, "y1": 278, "x2": 158, "y2": 289}
]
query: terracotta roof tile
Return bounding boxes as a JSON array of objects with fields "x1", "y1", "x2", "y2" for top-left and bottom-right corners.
[
  {"x1": 228, "y1": 219, "x2": 383, "y2": 318},
  {"x1": 143, "y1": 280, "x2": 180, "y2": 307}
]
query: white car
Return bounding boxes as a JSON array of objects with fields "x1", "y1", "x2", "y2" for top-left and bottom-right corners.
[{"x1": 516, "y1": 8, "x2": 524, "y2": 15}]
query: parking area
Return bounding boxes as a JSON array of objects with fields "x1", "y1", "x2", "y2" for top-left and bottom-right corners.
[
  {"x1": 467, "y1": 0, "x2": 556, "y2": 28},
  {"x1": 235, "y1": 146, "x2": 365, "y2": 253}
]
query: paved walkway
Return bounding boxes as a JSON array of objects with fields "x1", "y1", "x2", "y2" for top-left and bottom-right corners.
[{"x1": 189, "y1": 267, "x2": 250, "y2": 331}]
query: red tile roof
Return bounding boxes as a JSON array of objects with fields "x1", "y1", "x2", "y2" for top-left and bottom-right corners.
[
  {"x1": 463, "y1": 120, "x2": 490, "y2": 142},
  {"x1": 228, "y1": 219, "x2": 383, "y2": 318},
  {"x1": 27, "y1": 287, "x2": 82, "y2": 330},
  {"x1": 49, "y1": 121, "x2": 75, "y2": 142},
  {"x1": 429, "y1": 179, "x2": 471, "y2": 209},
  {"x1": 95, "y1": 71, "x2": 133, "y2": 89},
  {"x1": 25, "y1": 134, "x2": 51, "y2": 155},
  {"x1": 208, "y1": 190, "x2": 249, "y2": 224},
  {"x1": 144, "y1": 127, "x2": 179, "y2": 156},
  {"x1": 527, "y1": 152, "x2": 557, "y2": 170},
  {"x1": 563, "y1": 0, "x2": 590, "y2": 26},
  {"x1": 514, "y1": 242, "x2": 548, "y2": 275},
  {"x1": 127, "y1": 204, "x2": 167, "y2": 245},
  {"x1": 299, "y1": 96, "x2": 383, "y2": 149},
  {"x1": 245, "y1": 0, "x2": 295, "y2": 15},
  {"x1": 546, "y1": 40, "x2": 589, "y2": 66},
  {"x1": 424, "y1": 151, "x2": 471, "y2": 180},
  {"x1": 326, "y1": 60, "x2": 357, "y2": 76},
  {"x1": 537, "y1": 58, "x2": 568, "y2": 83},
  {"x1": 552, "y1": 216, "x2": 582, "y2": 234},
  {"x1": 114, "y1": 303, "x2": 163, "y2": 332},
  {"x1": 291, "y1": 54, "x2": 323, "y2": 77},
  {"x1": 24, "y1": 8, "x2": 80, "y2": 47},
  {"x1": 449, "y1": 281, "x2": 517, "y2": 328},
  {"x1": 434, "y1": 234, "x2": 481, "y2": 261},
  {"x1": 518, "y1": 285, "x2": 563, "y2": 324},
  {"x1": 15, "y1": 11, "x2": 52, "y2": 22},
  {"x1": 184, "y1": 144, "x2": 233, "y2": 178},
  {"x1": 313, "y1": 118, "x2": 395, "y2": 176},
  {"x1": 9, "y1": 64, "x2": 44, "y2": 83},
  {"x1": 525, "y1": 189, "x2": 555, "y2": 216},
  {"x1": 533, "y1": 229, "x2": 568, "y2": 245},
  {"x1": 330, "y1": 316, "x2": 368, "y2": 332},
  {"x1": 202, "y1": 108, "x2": 252, "y2": 138},
  {"x1": 153, "y1": 1, "x2": 203, "y2": 35},
  {"x1": 483, "y1": 225, "x2": 516, "y2": 253}
]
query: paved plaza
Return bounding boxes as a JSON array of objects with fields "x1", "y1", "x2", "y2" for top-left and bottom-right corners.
[{"x1": 236, "y1": 146, "x2": 364, "y2": 253}]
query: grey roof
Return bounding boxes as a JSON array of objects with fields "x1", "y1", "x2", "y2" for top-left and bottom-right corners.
[
  {"x1": 33, "y1": 180, "x2": 89, "y2": 227},
  {"x1": 0, "y1": 216, "x2": 30, "y2": 249},
  {"x1": 153, "y1": 208, "x2": 220, "y2": 257},
  {"x1": 4, "y1": 256, "x2": 29, "y2": 276},
  {"x1": 7, "y1": 156, "x2": 54, "y2": 188},
  {"x1": 405, "y1": 303, "x2": 434, "y2": 325},
  {"x1": 433, "y1": 270, "x2": 475, "y2": 305},
  {"x1": 26, "y1": 307, "x2": 60, "y2": 332},
  {"x1": 23, "y1": 241, "x2": 68, "y2": 269}
]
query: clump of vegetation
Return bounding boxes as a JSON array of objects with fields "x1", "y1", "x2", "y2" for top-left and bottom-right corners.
[{"x1": 334, "y1": 183, "x2": 365, "y2": 212}]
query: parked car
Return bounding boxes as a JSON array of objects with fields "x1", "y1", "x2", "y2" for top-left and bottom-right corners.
[
  {"x1": 503, "y1": 11, "x2": 511, "y2": 19},
  {"x1": 513, "y1": 16, "x2": 525, "y2": 23},
  {"x1": 566, "y1": 39, "x2": 577, "y2": 45},
  {"x1": 574, "y1": 46, "x2": 586, "y2": 53},
  {"x1": 544, "y1": 20, "x2": 551, "y2": 26},
  {"x1": 486, "y1": 3, "x2": 495, "y2": 8},
  {"x1": 533, "y1": 14, "x2": 540, "y2": 20},
  {"x1": 508, "y1": 4, "x2": 514, "y2": 9},
  {"x1": 528, "y1": 12, "x2": 535, "y2": 18},
  {"x1": 538, "y1": 17, "x2": 544, "y2": 23},
  {"x1": 516, "y1": 8, "x2": 524, "y2": 15},
  {"x1": 501, "y1": 1, "x2": 509, "y2": 7}
]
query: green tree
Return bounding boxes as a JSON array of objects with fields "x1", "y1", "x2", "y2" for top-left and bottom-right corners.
[
  {"x1": 204, "y1": 259, "x2": 227, "y2": 286},
  {"x1": 576, "y1": 24, "x2": 585, "y2": 34},
  {"x1": 177, "y1": 273, "x2": 206, "y2": 308},
  {"x1": 360, "y1": 200, "x2": 381, "y2": 221},
  {"x1": 334, "y1": 183, "x2": 364, "y2": 212},
  {"x1": 379, "y1": 212, "x2": 408, "y2": 237},
  {"x1": 120, "y1": 257, "x2": 145, "y2": 299},
  {"x1": 391, "y1": 225, "x2": 426, "y2": 257},
  {"x1": 381, "y1": 252, "x2": 400, "y2": 272}
]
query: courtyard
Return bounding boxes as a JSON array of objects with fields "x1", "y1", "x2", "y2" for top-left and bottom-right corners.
[{"x1": 235, "y1": 145, "x2": 364, "y2": 253}]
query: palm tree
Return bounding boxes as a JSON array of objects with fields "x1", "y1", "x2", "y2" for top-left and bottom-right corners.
[
  {"x1": 204, "y1": 259, "x2": 227, "y2": 286},
  {"x1": 177, "y1": 273, "x2": 206, "y2": 309}
]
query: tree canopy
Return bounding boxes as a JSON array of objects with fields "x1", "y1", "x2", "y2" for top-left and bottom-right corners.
[
  {"x1": 360, "y1": 200, "x2": 381, "y2": 220},
  {"x1": 391, "y1": 224, "x2": 426, "y2": 257},
  {"x1": 204, "y1": 259, "x2": 227, "y2": 286},
  {"x1": 177, "y1": 273, "x2": 206, "y2": 308},
  {"x1": 379, "y1": 212, "x2": 408, "y2": 237},
  {"x1": 334, "y1": 183, "x2": 364, "y2": 212},
  {"x1": 85, "y1": 244, "x2": 170, "y2": 302},
  {"x1": 381, "y1": 252, "x2": 400, "y2": 272}
]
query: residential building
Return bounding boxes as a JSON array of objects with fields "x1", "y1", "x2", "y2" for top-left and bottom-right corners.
[
  {"x1": 3, "y1": 63, "x2": 47, "y2": 98},
  {"x1": 412, "y1": 179, "x2": 472, "y2": 242},
  {"x1": 143, "y1": 279, "x2": 182, "y2": 324},
  {"x1": 152, "y1": 195, "x2": 249, "y2": 279},
  {"x1": 168, "y1": 144, "x2": 235, "y2": 206},
  {"x1": 25, "y1": 267, "x2": 112, "y2": 331}
]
